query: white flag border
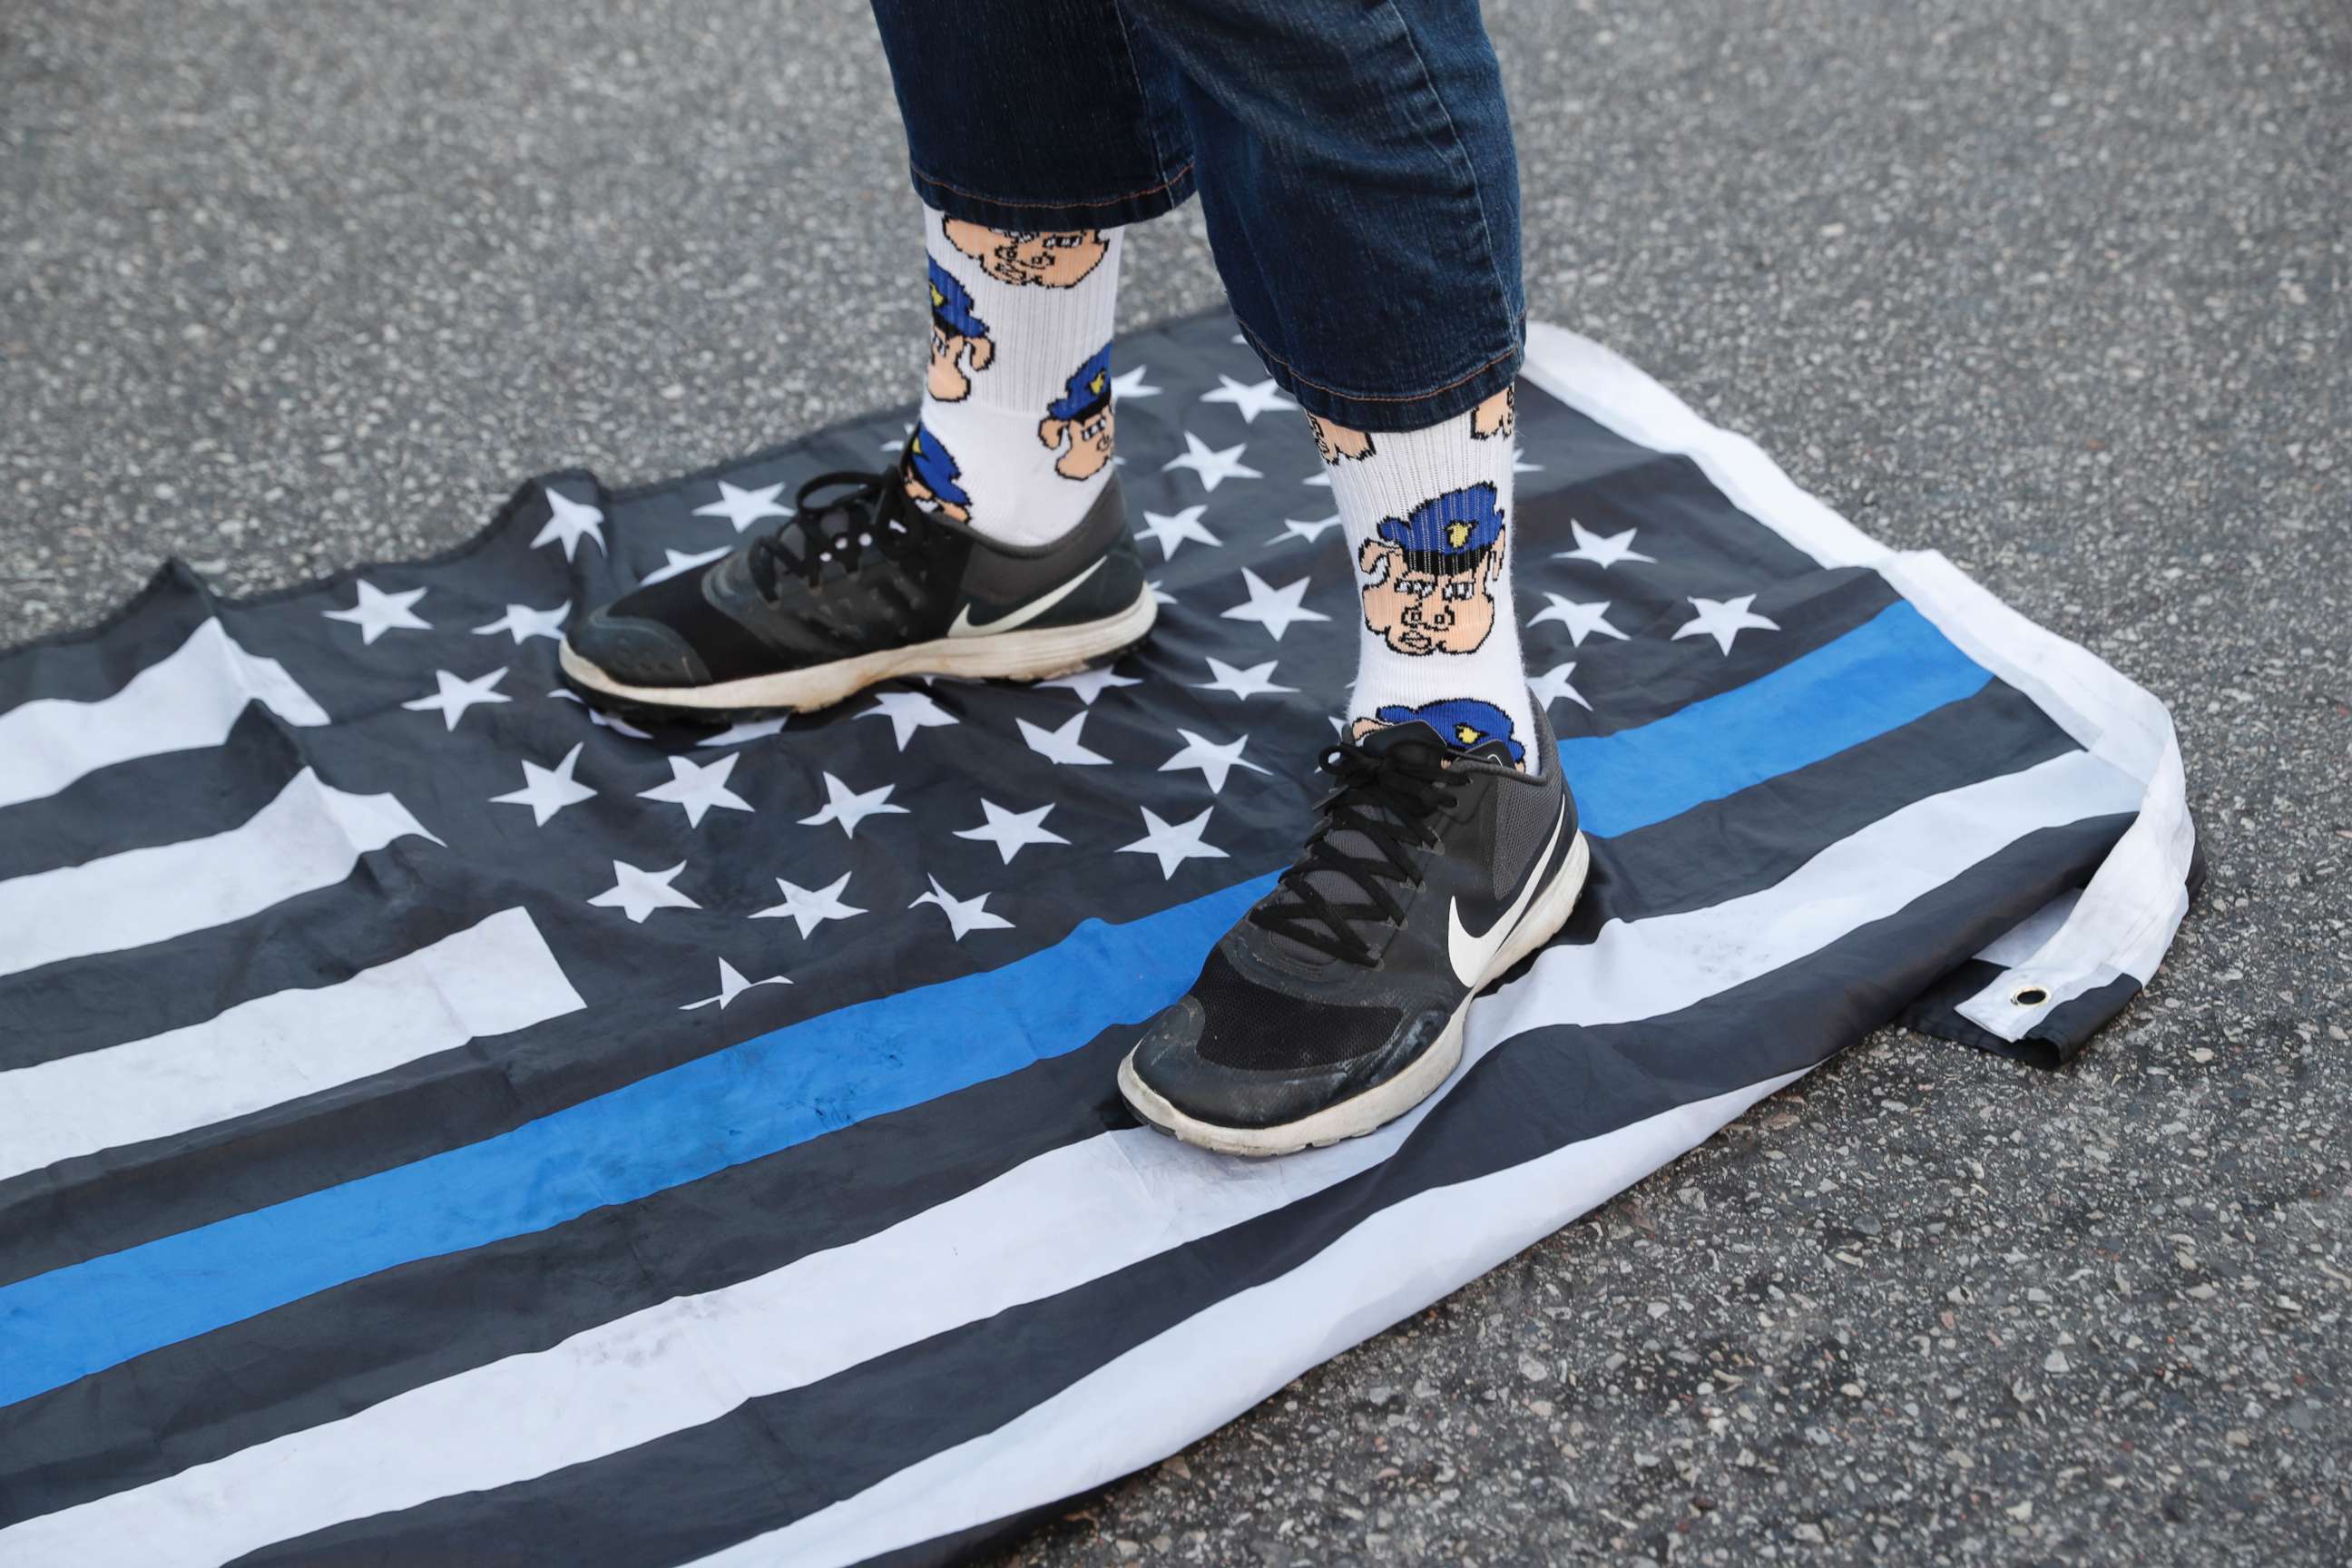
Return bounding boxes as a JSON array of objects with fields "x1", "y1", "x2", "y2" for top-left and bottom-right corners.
[{"x1": 1518, "y1": 322, "x2": 2195, "y2": 1040}]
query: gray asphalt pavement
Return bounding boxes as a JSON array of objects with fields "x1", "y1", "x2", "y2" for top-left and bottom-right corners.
[{"x1": 5, "y1": 1, "x2": 2347, "y2": 1563}]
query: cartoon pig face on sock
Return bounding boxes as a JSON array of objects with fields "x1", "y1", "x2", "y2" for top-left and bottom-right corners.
[
  {"x1": 1348, "y1": 697, "x2": 1526, "y2": 769},
  {"x1": 926, "y1": 260, "x2": 995, "y2": 402},
  {"x1": 1357, "y1": 484, "x2": 1507, "y2": 658},
  {"x1": 942, "y1": 219, "x2": 1109, "y2": 289},
  {"x1": 1469, "y1": 386, "x2": 1515, "y2": 441},
  {"x1": 900, "y1": 425, "x2": 973, "y2": 524},
  {"x1": 1038, "y1": 345, "x2": 1116, "y2": 481},
  {"x1": 1042, "y1": 405, "x2": 1115, "y2": 480},
  {"x1": 1307, "y1": 413, "x2": 1377, "y2": 464}
]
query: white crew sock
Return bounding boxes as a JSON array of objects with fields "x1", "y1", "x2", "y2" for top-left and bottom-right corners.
[
  {"x1": 1311, "y1": 389, "x2": 1536, "y2": 769},
  {"x1": 901, "y1": 206, "x2": 1123, "y2": 548}
]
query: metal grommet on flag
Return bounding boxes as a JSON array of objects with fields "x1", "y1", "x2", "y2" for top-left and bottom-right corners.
[{"x1": 2011, "y1": 984, "x2": 2051, "y2": 1007}]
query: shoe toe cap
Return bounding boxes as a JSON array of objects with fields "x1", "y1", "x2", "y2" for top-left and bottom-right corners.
[
  {"x1": 1128, "y1": 992, "x2": 1406, "y2": 1133},
  {"x1": 567, "y1": 607, "x2": 710, "y2": 687}
]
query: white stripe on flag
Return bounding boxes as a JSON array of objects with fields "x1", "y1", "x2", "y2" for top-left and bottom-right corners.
[
  {"x1": 0, "y1": 618, "x2": 330, "y2": 810},
  {"x1": 1974, "y1": 889, "x2": 2083, "y2": 969},
  {"x1": 0, "y1": 769, "x2": 437, "y2": 982},
  {"x1": 1470, "y1": 750, "x2": 2139, "y2": 1044},
  {"x1": 691, "y1": 1071, "x2": 1808, "y2": 1568},
  {"x1": 0, "y1": 910, "x2": 582, "y2": 1183},
  {"x1": 0, "y1": 748, "x2": 2141, "y2": 1567}
]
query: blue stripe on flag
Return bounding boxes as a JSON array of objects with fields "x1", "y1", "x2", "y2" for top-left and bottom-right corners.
[
  {"x1": 1562, "y1": 600, "x2": 1991, "y2": 837},
  {"x1": 0, "y1": 596, "x2": 1988, "y2": 1407}
]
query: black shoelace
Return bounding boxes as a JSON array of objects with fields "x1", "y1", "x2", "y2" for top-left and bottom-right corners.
[
  {"x1": 1248, "y1": 738, "x2": 1464, "y2": 965},
  {"x1": 747, "y1": 469, "x2": 922, "y2": 599}
]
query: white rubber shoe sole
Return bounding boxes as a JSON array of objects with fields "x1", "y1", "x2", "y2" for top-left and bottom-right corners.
[
  {"x1": 1117, "y1": 830, "x2": 1592, "y2": 1158},
  {"x1": 557, "y1": 586, "x2": 1157, "y2": 716}
]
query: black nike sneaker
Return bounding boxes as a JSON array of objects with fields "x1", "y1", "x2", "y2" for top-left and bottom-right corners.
[
  {"x1": 1118, "y1": 693, "x2": 1587, "y2": 1156},
  {"x1": 558, "y1": 457, "x2": 1154, "y2": 719}
]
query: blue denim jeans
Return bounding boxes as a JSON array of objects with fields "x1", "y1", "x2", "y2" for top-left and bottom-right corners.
[{"x1": 867, "y1": 0, "x2": 1524, "y2": 432}]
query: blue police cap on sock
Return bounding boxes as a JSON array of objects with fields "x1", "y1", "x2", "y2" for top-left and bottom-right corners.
[
  {"x1": 928, "y1": 259, "x2": 989, "y2": 342},
  {"x1": 1375, "y1": 482, "x2": 1505, "y2": 562},
  {"x1": 1047, "y1": 345, "x2": 1113, "y2": 422},
  {"x1": 1373, "y1": 696, "x2": 1524, "y2": 764},
  {"x1": 905, "y1": 425, "x2": 971, "y2": 509}
]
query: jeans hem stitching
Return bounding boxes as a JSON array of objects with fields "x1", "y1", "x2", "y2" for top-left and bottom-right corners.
[
  {"x1": 908, "y1": 161, "x2": 1196, "y2": 219},
  {"x1": 1236, "y1": 318, "x2": 1524, "y2": 407}
]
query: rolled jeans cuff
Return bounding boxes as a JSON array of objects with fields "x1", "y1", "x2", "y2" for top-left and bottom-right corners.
[
  {"x1": 906, "y1": 159, "x2": 1199, "y2": 234},
  {"x1": 1236, "y1": 312, "x2": 1527, "y2": 434}
]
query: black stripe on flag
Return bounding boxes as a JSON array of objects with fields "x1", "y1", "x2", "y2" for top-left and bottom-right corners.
[
  {"x1": 1580, "y1": 679, "x2": 2076, "y2": 927},
  {"x1": 1898, "y1": 961, "x2": 2147, "y2": 1071},
  {"x1": 0, "y1": 563, "x2": 218, "y2": 712},
  {"x1": 0, "y1": 839, "x2": 502, "y2": 1079},
  {"x1": 227, "y1": 816, "x2": 2134, "y2": 1568},
  {"x1": 0, "y1": 683, "x2": 2085, "y2": 1525},
  {"x1": 0, "y1": 707, "x2": 309, "y2": 884}
]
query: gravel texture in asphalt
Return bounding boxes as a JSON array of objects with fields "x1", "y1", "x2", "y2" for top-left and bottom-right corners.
[{"x1": 5, "y1": 1, "x2": 2347, "y2": 1563}]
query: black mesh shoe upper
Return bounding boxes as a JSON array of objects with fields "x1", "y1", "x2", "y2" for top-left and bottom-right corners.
[
  {"x1": 1127, "y1": 698, "x2": 1578, "y2": 1132},
  {"x1": 565, "y1": 457, "x2": 1142, "y2": 691},
  {"x1": 1188, "y1": 947, "x2": 1406, "y2": 1072}
]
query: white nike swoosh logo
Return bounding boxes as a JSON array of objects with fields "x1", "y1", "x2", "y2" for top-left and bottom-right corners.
[
  {"x1": 946, "y1": 558, "x2": 1106, "y2": 639},
  {"x1": 1446, "y1": 797, "x2": 1568, "y2": 989}
]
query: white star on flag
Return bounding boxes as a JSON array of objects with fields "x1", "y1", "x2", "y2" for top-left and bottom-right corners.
[
  {"x1": 694, "y1": 714, "x2": 789, "y2": 748},
  {"x1": 693, "y1": 480, "x2": 791, "y2": 534},
  {"x1": 680, "y1": 959, "x2": 790, "y2": 1011},
  {"x1": 532, "y1": 487, "x2": 607, "y2": 560},
  {"x1": 799, "y1": 772, "x2": 908, "y2": 838},
  {"x1": 954, "y1": 799, "x2": 1069, "y2": 865},
  {"x1": 1200, "y1": 375, "x2": 1298, "y2": 424},
  {"x1": 1109, "y1": 365, "x2": 1161, "y2": 400},
  {"x1": 1135, "y1": 505, "x2": 1220, "y2": 561},
  {"x1": 858, "y1": 690, "x2": 959, "y2": 750},
  {"x1": 403, "y1": 667, "x2": 511, "y2": 731},
  {"x1": 550, "y1": 688, "x2": 653, "y2": 740},
  {"x1": 1555, "y1": 520, "x2": 1655, "y2": 569},
  {"x1": 1196, "y1": 657, "x2": 1298, "y2": 700},
  {"x1": 638, "y1": 752, "x2": 754, "y2": 828},
  {"x1": 1161, "y1": 431, "x2": 1262, "y2": 492},
  {"x1": 1037, "y1": 664, "x2": 1142, "y2": 706},
  {"x1": 323, "y1": 582, "x2": 430, "y2": 645},
  {"x1": 642, "y1": 545, "x2": 731, "y2": 587},
  {"x1": 751, "y1": 871, "x2": 865, "y2": 937},
  {"x1": 1675, "y1": 593, "x2": 1781, "y2": 654},
  {"x1": 1511, "y1": 444, "x2": 1542, "y2": 475},
  {"x1": 877, "y1": 421, "x2": 915, "y2": 453},
  {"x1": 1530, "y1": 662, "x2": 1592, "y2": 712},
  {"x1": 1017, "y1": 710, "x2": 1111, "y2": 766},
  {"x1": 910, "y1": 877, "x2": 1014, "y2": 941},
  {"x1": 1159, "y1": 729, "x2": 1271, "y2": 794},
  {"x1": 1302, "y1": 469, "x2": 1333, "y2": 488},
  {"x1": 1147, "y1": 579, "x2": 1178, "y2": 606},
  {"x1": 589, "y1": 859, "x2": 698, "y2": 923},
  {"x1": 1118, "y1": 806, "x2": 1229, "y2": 880},
  {"x1": 1528, "y1": 593, "x2": 1629, "y2": 647},
  {"x1": 473, "y1": 600, "x2": 570, "y2": 643},
  {"x1": 1268, "y1": 514, "x2": 1341, "y2": 547},
  {"x1": 1221, "y1": 567, "x2": 1331, "y2": 641},
  {"x1": 490, "y1": 741, "x2": 597, "y2": 826}
]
